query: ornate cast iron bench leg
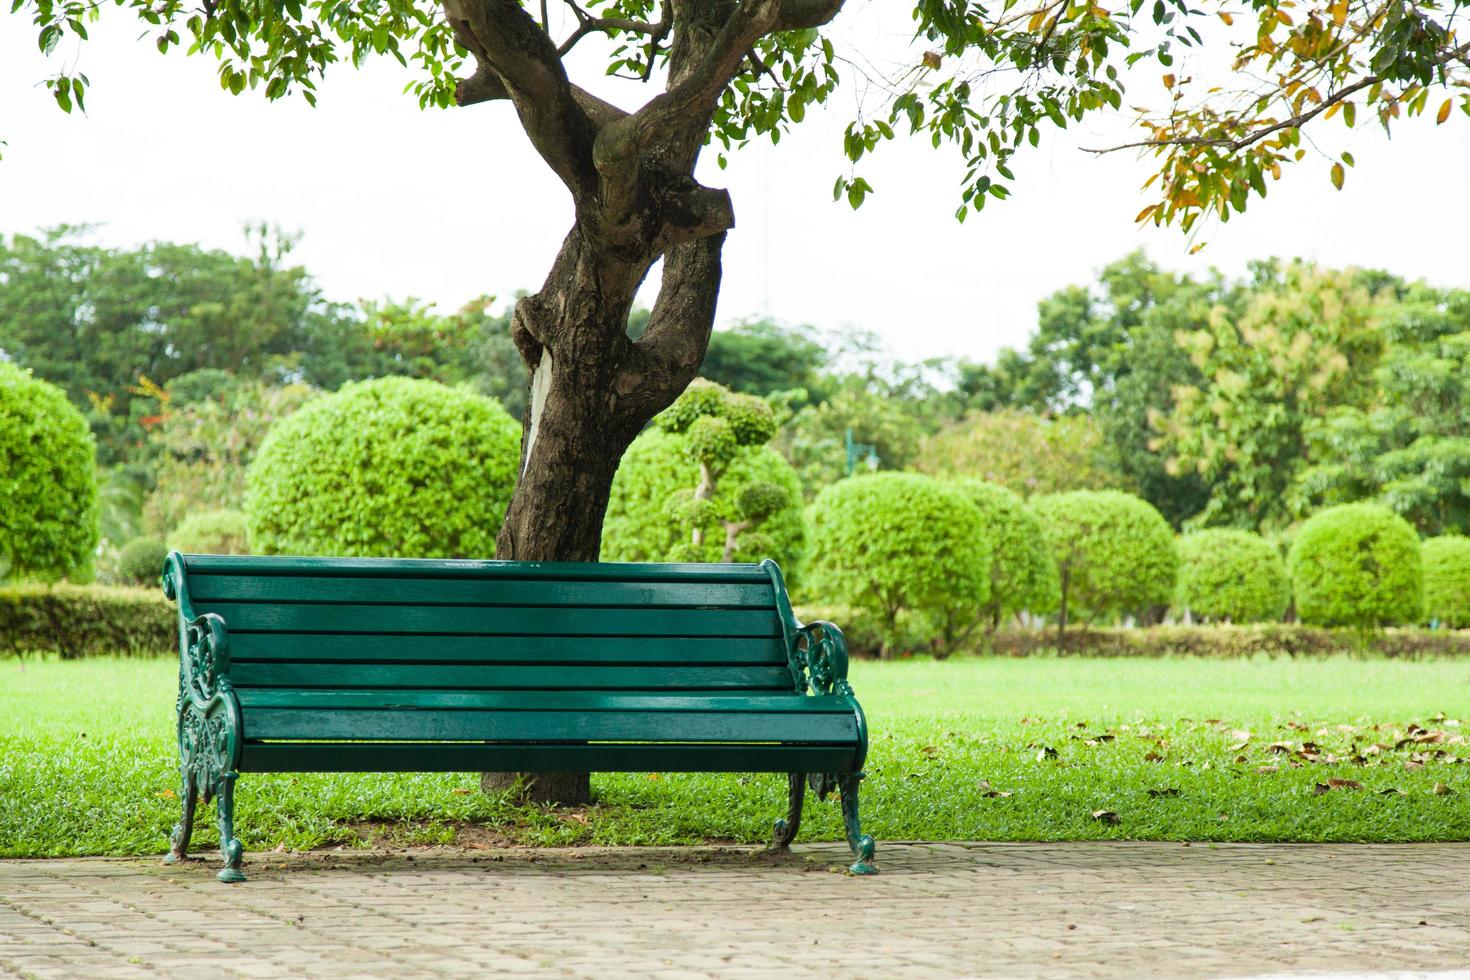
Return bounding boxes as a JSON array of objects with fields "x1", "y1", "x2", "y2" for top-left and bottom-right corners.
[
  {"x1": 770, "y1": 773, "x2": 806, "y2": 850},
  {"x1": 839, "y1": 773, "x2": 877, "y2": 875},
  {"x1": 163, "y1": 769, "x2": 198, "y2": 864},
  {"x1": 216, "y1": 773, "x2": 246, "y2": 883}
]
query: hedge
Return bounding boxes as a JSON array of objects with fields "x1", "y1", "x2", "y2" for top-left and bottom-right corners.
[
  {"x1": 1030, "y1": 490, "x2": 1178, "y2": 627},
  {"x1": 246, "y1": 377, "x2": 520, "y2": 558},
  {"x1": 949, "y1": 480, "x2": 1059, "y2": 625},
  {"x1": 602, "y1": 427, "x2": 805, "y2": 570},
  {"x1": 0, "y1": 584, "x2": 174, "y2": 658},
  {"x1": 1422, "y1": 536, "x2": 1470, "y2": 628},
  {"x1": 1175, "y1": 528, "x2": 1290, "y2": 623},
  {"x1": 805, "y1": 472, "x2": 990, "y2": 655},
  {"x1": 0, "y1": 361, "x2": 99, "y2": 581},
  {"x1": 793, "y1": 607, "x2": 1470, "y2": 660},
  {"x1": 1288, "y1": 503, "x2": 1423, "y2": 628}
]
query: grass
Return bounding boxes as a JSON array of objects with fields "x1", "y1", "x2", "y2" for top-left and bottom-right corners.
[{"x1": 1, "y1": 654, "x2": 1467, "y2": 858}]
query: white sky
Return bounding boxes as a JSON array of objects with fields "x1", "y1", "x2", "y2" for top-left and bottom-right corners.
[{"x1": 1, "y1": 4, "x2": 1467, "y2": 364}]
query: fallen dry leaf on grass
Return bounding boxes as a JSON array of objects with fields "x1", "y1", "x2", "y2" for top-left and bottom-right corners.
[
  {"x1": 1433, "y1": 782, "x2": 1454, "y2": 796},
  {"x1": 1312, "y1": 778, "x2": 1364, "y2": 795},
  {"x1": 1091, "y1": 810, "x2": 1121, "y2": 824},
  {"x1": 1146, "y1": 788, "x2": 1180, "y2": 798}
]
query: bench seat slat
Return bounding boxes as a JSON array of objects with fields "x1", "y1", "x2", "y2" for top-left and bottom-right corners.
[
  {"x1": 227, "y1": 634, "x2": 787, "y2": 666},
  {"x1": 244, "y1": 707, "x2": 858, "y2": 742},
  {"x1": 238, "y1": 742, "x2": 858, "y2": 774},
  {"x1": 189, "y1": 575, "x2": 776, "y2": 609},
  {"x1": 200, "y1": 603, "x2": 780, "y2": 638},
  {"x1": 230, "y1": 662, "x2": 796, "y2": 691},
  {"x1": 236, "y1": 689, "x2": 849, "y2": 713}
]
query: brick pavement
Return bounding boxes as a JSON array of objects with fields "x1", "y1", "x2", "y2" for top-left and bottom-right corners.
[{"x1": 2, "y1": 842, "x2": 1468, "y2": 978}]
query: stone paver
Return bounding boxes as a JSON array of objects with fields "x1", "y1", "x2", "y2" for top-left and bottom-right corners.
[{"x1": 2, "y1": 842, "x2": 1469, "y2": 978}]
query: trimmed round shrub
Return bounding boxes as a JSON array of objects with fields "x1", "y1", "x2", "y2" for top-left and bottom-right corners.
[
  {"x1": 806, "y1": 472, "x2": 991, "y2": 655},
  {"x1": 1030, "y1": 490, "x2": 1178, "y2": 625},
  {"x1": 602, "y1": 428, "x2": 805, "y2": 570},
  {"x1": 1287, "y1": 503, "x2": 1422, "y2": 628},
  {"x1": 0, "y1": 362, "x2": 99, "y2": 581},
  {"x1": 117, "y1": 537, "x2": 170, "y2": 586},
  {"x1": 1421, "y1": 535, "x2": 1470, "y2": 628},
  {"x1": 170, "y1": 509, "x2": 250, "y2": 555},
  {"x1": 245, "y1": 378, "x2": 520, "y2": 558},
  {"x1": 950, "y1": 480, "x2": 1059, "y2": 624},
  {"x1": 1175, "y1": 529, "x2": 1290, "y2": 623}
]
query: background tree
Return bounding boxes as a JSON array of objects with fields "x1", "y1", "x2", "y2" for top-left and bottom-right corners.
[
  {"x1": 698, "y1": 319, "x2": 828, "y2": 400},
  {"x1": 776, "y1": 385, "x2": 926, "y2": 494},
  {"x1": 0, "y1": 227, "x2": 341, "y2": 462},
  {"x1": 142, "y1": 376, "x2": 318, "y2": 536},
  {"x1": 1298, "y1": 285, "x2": 1470, "y2": 534},
  {"x1": 1154, "y1": 262, "x2": 1388, "y2": 530},
  {"x1": 957, "y1": 254, "x2": 1217, "y2": 524},
  {"x1": 915, "y1": 409, "x2": 1127, "y2": 497}
]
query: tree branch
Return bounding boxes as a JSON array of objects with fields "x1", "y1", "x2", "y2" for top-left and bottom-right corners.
[
  {"x1": 593, "y1": 0, "x2": 782, "y2": 176},
  {"x1": 1084, "y1": 40, "x2": 1470, "y2": 155},
  {"x1": 773, "y1": 0, "x2": 843, "y2": 30},
  {"x1": 455, "y1": 66, "x2": 631, "y2": 129},
  {"x1": 443, "y1": 0, "x2": 600, "y2": 194},
  {"x1": 1083, "y1": 74, "x2": 1381, "y2": 154},
  {"x1": 614, "y1": 234, "x2": 725, "y2": 419}
]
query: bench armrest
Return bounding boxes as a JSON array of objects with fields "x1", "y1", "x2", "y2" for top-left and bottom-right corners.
[{"x1": 163, "y1": 552, "x2": 242, "y2": 777}]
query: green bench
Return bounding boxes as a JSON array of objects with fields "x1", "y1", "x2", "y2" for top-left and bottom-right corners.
[{"x1": 161, "y1": 551, "x2": 875, "y2": 881}]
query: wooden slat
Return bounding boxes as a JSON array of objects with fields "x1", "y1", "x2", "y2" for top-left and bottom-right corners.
[
  {"x1": 189, "y1": 575, "x2": 776, "y2": 609},
  {"x1": 242, "y1": 708, "x2": 859, "y2": 743},
  {"x1": 236, "y1": 689, "x2": 852, "y2": 713},
  {"x1": 238, "y1": 741, "x2": 860, "y2": 774},
  {"x1": 200, "y1": 603, "x2": 780, "y2": 638},
  {"x1": 230, "y1": 662, "x2": 796, "y2": 691},
  {"x1": 185, "y1": 555, "x2": 771, "y2": 583},
  {"x1": 227, "y1": 634, "x2": 788, "y2": 666}
]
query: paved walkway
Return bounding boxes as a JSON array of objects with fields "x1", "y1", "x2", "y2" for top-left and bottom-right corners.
[{"x1": 2, "y1": 842, "x2": 1468, "y2": 978}]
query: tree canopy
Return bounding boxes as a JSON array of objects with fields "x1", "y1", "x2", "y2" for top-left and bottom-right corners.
[{"x1": 14, "y1": 0, "x2": 1470, "y2": 231}]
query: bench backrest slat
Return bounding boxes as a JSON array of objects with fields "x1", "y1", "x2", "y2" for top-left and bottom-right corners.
[{"x1": 181, "y1": 556, "x2": 797, "y2": 696}]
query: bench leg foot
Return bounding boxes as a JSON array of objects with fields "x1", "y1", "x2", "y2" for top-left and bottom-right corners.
[
  {"x1": 163, "y1": 768, "x2": 198, "y2": 864},
  {"x1": 770, "y1": 773, "x2": 806, "y2": 850},
  {"x1": 839, "y1": 773, "x2": 877, "y2": 875},
  {"x1": 215, "y1": 772, "x2": 246, "y2": 883}
]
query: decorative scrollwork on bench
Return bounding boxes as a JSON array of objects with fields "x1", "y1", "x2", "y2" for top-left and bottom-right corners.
[{"x1": 792, "y1": 621, "x2": 850, "y2": 696}]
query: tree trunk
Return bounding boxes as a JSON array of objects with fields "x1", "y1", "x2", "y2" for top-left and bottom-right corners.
[{"x1": 480, "y1": 229, "x2": 725, "y2": 805}]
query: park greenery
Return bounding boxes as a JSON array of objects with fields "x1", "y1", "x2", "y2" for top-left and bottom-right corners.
[
  {"x1": 11, "y1": 0, "x2": 1470, "y2": 572},
  {"x1": 2, "y1": 230, "x2": 1470, "y2": 655}
]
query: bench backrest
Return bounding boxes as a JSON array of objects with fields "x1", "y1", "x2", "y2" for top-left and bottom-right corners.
[{"x1": 178, "y1": 555, "x2": 799, "y2": 697}]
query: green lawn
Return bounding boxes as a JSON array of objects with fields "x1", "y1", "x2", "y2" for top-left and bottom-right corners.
[{"x1": 1, "y1": 655, "x2": 1467, "y2": 857}]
